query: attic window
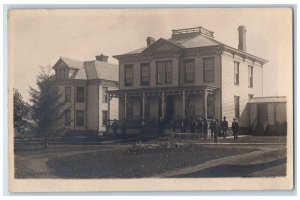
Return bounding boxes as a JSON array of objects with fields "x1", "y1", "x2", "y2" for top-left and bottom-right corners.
[{"x1": 55, "y1": 68, "x2": 69, "y2": 79}]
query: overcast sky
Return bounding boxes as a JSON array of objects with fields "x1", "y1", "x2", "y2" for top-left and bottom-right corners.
[{"x1": 9, "y1": 8, "x2": 293, "y2": 101}]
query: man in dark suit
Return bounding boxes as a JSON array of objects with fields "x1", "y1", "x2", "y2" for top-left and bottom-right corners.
[
  {"x1": 210, "y1": 118, "x2": 218, "y2": 143},
  {"x1": 232, "y1": 118, "x2": 239, "y2": 140},
  {"x1": 221, "y1": 116, "x2": 228, "y2": 138}
]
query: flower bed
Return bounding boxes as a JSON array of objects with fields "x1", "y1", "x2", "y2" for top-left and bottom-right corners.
[{"x1": 128, "y1": 141, "x2": 194, "y2": 154}]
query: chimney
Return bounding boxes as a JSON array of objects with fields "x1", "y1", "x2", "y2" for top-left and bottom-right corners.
[
  {"x1": 95, "y1": 53, "x2": 109, "y2": 62},
  {"x1": 238, "y1": 26, "x2": 247, "y2": 52},
  {"x1": 146, "y1": 37, "x2": 155, "y2": 46}
]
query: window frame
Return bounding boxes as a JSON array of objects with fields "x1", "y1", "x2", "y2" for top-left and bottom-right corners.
[
  {"x1": 248, "y1": 65, "x2": 254, "y2": 88},
  {"x1": 64, "y1": 109, "x2": 71, "y2": 126},
  {"x1": 102, "y1": 87, "x2": 108, "y2": 103},
  {"x1": 102, "y1": 110, "x2": 108, "y2": 126},
  {"x1": 65, "y1": 86, "x2": 71, "y2": 103},
  {"x1": 234, "y1": 96, "x2": 240, "y2": 119},
  {"x1": 156, "y1": 60, "x2": 173, "y2": 85},
  {"x1": 76, "y1": 86, "x2": 85, "y2": 103},
  {"x1": 234, "y1": 61, "x2": 240, "y2": 85},
  {"x1": 124, "y1": 64, "x2": 134, "y2": 87},
  {"x1": 203, "y1": 57, "x2": 215, "y2": 82},
  {"x1": 140, "y1": 63, "x2": 150, "y2": 86},
  {"x1": 184, "y1": 59, "x2": 195, "y2": 83}
]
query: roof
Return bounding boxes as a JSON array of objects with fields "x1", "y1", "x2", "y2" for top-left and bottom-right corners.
[
  {"x1": 248, "y1": 96, "x2": 287, "y2": 104},
  {"x1": 114, "y1": 26, "x2": 268, "y2": 64},
  {"x1": 52, "y1": 57, "x2": 118, "y2": 81}
]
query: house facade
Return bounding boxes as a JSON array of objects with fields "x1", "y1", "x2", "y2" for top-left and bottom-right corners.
[
  {"x1": 107, "y1": 26, "x2": 269, "y2": 133},
  {"x1": 52, "y1": 54, "x2": 118, "y2": 133}
]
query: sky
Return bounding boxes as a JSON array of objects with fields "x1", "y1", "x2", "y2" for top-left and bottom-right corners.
[{"x1": 9, "y1": 8, "x2": 293, "y2": 101}]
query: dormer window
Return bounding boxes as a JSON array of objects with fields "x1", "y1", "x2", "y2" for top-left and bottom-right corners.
[{"x1": 55, "y1": 68, "x2": 69, "y2": 79}]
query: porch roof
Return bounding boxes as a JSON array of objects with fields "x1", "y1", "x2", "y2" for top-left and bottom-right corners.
[{"x1": 107, "y1": 85, "x2": 218, "y2": 97}]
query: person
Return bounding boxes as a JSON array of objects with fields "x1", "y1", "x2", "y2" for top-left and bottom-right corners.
[
  {"x1": 232, "y1": 118, "x2": 239, "y2": 140},
  {"x1": 221, "y1": 116, "x2": 228, "y2": 138},
  {"x1": 210, "y1": 118, "x2": 218, "y2": 143},
  {"x1": 158, "y1": 117, "x2": 165, "y2": 136},
  {"x1": 197, "y1": 117, "x2": 203, "y2": 138},
  {"x1": 191, "y1": 118, "x2": 197, "y2": 134},
  {"x1": 202, "y1": 118, "x2": 208, "y2": 139}
]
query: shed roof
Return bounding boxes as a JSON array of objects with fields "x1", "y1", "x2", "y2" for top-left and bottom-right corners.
[{"x1": 248, "y1": 96, "x2": 287, "y2": 104}]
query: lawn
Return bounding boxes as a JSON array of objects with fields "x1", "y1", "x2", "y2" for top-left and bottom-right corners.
[{"x1": 46, "y1": 144, "x2": 256, "y2": 178}]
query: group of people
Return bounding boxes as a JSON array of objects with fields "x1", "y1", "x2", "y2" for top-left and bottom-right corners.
[{"x1": 191, "y1": 116, "x2": 239, "y2": 141}]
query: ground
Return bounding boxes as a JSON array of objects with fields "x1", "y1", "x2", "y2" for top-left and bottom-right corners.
[{"x1": 14, "y1": 135, "x2": 287, "y2": 179}]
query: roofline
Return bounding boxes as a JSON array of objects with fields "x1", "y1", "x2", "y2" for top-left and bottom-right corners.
[{"x1": 222, "y1": 45, "x2": 268, "y2": 64}]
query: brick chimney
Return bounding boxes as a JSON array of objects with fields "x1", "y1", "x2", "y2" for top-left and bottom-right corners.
[
  {"x1": 95, "y1": 53, "x2": 109, "y2": 62},
  {"x1": 238, "y1": 26, "x2": 247, "y2": 52},
  {"x1": 146, "y1": 37, "x2": 155, "y2": 46}
]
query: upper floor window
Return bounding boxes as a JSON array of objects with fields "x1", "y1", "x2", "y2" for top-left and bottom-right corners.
[
  {"x1": 65, "y1": 86, "x2": 71, "y2": 102},
  {"x1": 56, "y1": 68, "x2": 69, "y2": 79},
  {"x1": 184, "y1": 59, "x2": 195, "y2": 83},
  {"x1": 140, "y1": 63, "x2": 150, "y2": 86},
  {"x1": 76, "y1": 86, "x2": 85, "y2": 103},
  {"x1": 124, "y1": 64, "x2": 133, "y2": 87},
  {"x1": 234, "y1": 61, "x2": 240, "y2": 85},
  {"x1": 102, "y1": 87, "x2": 108, "y2": 103},
  {"x1": 234, "y1": 96, "x2": 240, "y2": 119},
  {"x1": 156, "y1": 60, "x2": 172, "y2": 85},
  {"x1": 248, "y1": 66, "x2": 253, "y2": 87},
  {"x1": 203, "y1": 58, "x2": 214, "y2": 82}
]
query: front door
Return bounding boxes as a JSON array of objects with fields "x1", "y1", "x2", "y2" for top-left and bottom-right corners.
[{"x1": 165, "y1": 95, "x2": 174, "y2": 119}]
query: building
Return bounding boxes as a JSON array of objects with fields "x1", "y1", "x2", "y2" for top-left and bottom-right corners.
[
  {"x1": 106, "y1": 25, "x2": 286, "y2": 135},
  {"x1": 52, "y1": 54, "x2": 118, "y2": 133}
]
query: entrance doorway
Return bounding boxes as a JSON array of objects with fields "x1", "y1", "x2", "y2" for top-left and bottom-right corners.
[{"x1": 165, "y1": 95, "x2": 174, "y2": 119}]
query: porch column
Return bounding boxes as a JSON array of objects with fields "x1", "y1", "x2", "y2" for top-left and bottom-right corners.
[
  {"x1": 142, "y1": 92, "x2": 145, "y2": 120},
  {"x1": 124, "y1": 92, "x2": 127, "y2": 120},
  {"x1": 204, "y1": 89, "x2": 208, "y2": 119},
  {"x1": 107, "y1": 94, "x2": 111, "y2": 124},
  {"x1": 161, "y1": 91, "x2": 165, "y2": 119},
  {"x1": 182, "y1": 90, "x2": 186, "y2": 119}
]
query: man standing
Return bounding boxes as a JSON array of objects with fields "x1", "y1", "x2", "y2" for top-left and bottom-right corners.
[
  {"x1": 232, "y1": 118, "x2": 239, "y2": 140},
  {"x1": 210, "y1": 118, "x2": 218, "y2": 143},
  {"x1": 203, "y1": 118, "x2": 208, "y2": 139},
  {"x1": 221, "y1": 116, "x2": 228, "y2": 138}
]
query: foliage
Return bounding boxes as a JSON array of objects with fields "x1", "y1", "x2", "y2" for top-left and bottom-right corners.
[
  {"x1": 29, "y1": 65, "x2": 66, "y2": 146},
  {"x1": 13, "y1": 88, "x2": 32, "y2": 137}
]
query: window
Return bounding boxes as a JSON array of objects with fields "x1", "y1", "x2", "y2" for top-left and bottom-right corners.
[
  {"x1": 248, "y1": 94, "x2": 254, "y2": 99},
  {"x1": 234, "y1": 96, "x2": 240, "y2": 118},
  {"x1": 64, "y1": 68, "x2": 69, "y2": 79},
  {"x1": 207, "y1": 94, "x2": 215, "y2": 118},
  {"x1": 184, "y1": 60, "x2": 195, "y2": 83},
  {"x1": 76, "y1": 110, "x2": 84, "y2": 127},
  {"x1": 76, "y1": 86, "x2": 85, "y2": 103},
  {"x1": 124, "y1": 64, "x2": 133, "y2": 86},
  {"x1": 156, "y1": 60, "x2": 172, "y2": 84},
  {"x1": 185, "y1": 98, "x2": 195, "y2": 117},
  {"x1": 203, "y1": 58, "x2": 214, "y2": 82},
  {"x1": 65, "y1": 86, "x2": 71, "y2": 102},
  {"x1": 248, "y1": 66, "x2": 253, "y2": 87},
  {"x1": 102, "y1": 87, "x2": 108, "y2": 103},
  {"x1": 102, "y1": 111, "x2": 108, "y2": 126},
  {"x1": 64, "y1": 109, "x2": 71, "y2": 126},
  {"x1": 140, "y1": 63, "x2": 150, "y2": 86},
  {"x1": 234, "y1": 61, "x2": 240, "y2": 85}
]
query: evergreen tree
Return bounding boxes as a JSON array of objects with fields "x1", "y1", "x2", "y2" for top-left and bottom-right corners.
[
  {"x1": 13, "y1": 88, "x2": 32, "y2": 137},
  {"x1": 29, "y1": 66, "x2": 65, "y2": 147}
]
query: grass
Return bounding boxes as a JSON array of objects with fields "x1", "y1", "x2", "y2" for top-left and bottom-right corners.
[{"x1": 47, "y1": 145, "x2": 255, "y2": 178}]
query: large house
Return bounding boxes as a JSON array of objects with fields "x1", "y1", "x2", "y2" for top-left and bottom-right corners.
[
  {"x1": 106, "y1": 26, "x2": 286, "y2": 135},
  {"x1": 52, "y1": 54, "x2": 118, "y2": 133}
]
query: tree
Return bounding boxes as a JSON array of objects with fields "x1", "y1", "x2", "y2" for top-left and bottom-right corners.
[
  {"x1": 29, "y1": 66, "x2": 65, "y2": 147},
  {"x1": 13, "y1": 88, "x2": 32, "y2": 137}
]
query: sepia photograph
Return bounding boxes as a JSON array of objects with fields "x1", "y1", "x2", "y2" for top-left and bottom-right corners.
[{"x1": 8, "y1": 7, "x2": 294, "y2": 192}]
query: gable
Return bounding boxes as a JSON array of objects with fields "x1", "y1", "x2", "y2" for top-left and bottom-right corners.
[
  {"x1": 142, "y1": 38, "x2": 183, "y2": 55},
  {"x1": 53, "y1": 59, "x2": 68, "y2": 69}
]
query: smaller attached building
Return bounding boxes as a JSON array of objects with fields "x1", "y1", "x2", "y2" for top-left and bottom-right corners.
[
  {"x1": 52, "y1": 54, "x2": 119, "y2": 133},
  {"x1": 248, "y1": 96, "x2": 287, "y2": 135}
]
